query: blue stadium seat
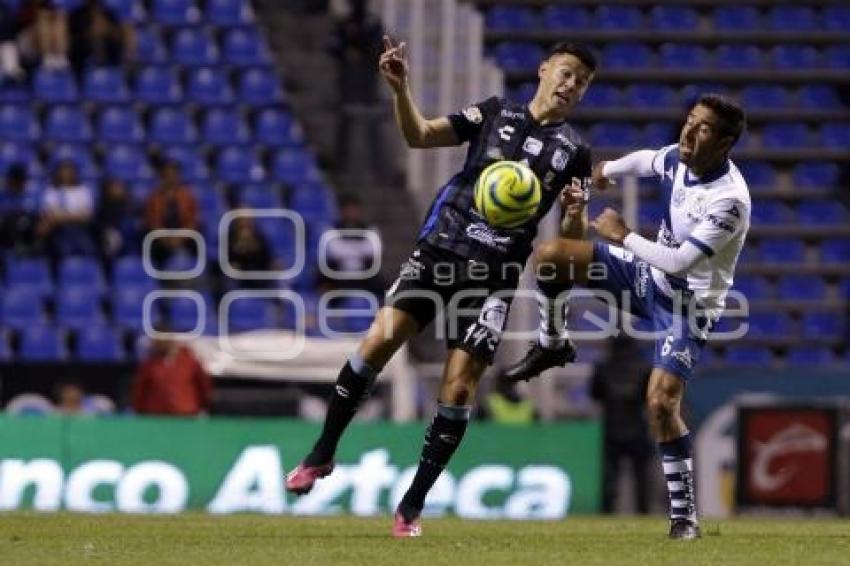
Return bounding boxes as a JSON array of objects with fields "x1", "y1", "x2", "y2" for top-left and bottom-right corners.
[
  {"x1": 271, "y1": 149, "x2": 319, "y2": 185},
  {"x1": 741, "y1": 85, "x2": 791, "y2": 109},
  {"x1": 642, "y1": 123, "x2": 675, "y2": 147},
  {"x1": 162, "y1": 146, "x2": 210, "y2": 182},
  {"x1": 96, "y1": 106, "x2": 144, "y2": 144},
  {"x1": 19, "y1": 326, "x2": 67, "y2": 362},
  {"x1": 235, "y1": 184, "x2": 281, "y2": 209},
  {"x1": 256, "y1": 216, "x2": 297, "y2": 256},
  {"x1": 748, "y1": 312, "x2": 794, "y2": 338},
  {"x1": 798, "y1": 85, "x2": 841, "y2": 109},
  {"x1": 823, "y1": 6, "x2": 850, "y2": 31},
  {"x1": 714, "y1": 45, "x2": 764, "y2": 70},
  {"x1": 651, "y1": 6, "x2": 698, "y2": 29},
  {"x1": 58, "y1": 256, "x2": 106, "y2": 292},
  {"x1": 508, "y1": 82, "x2": 536, "y2": 104},
  {"x1": 761, "y1": 123, "x2": 810, "y2": 149},
  {"x1": 770, "y1": 46, "x2": 820, "y2": 69},
  {"x1": 659, "y1": 44, "x2": 709, "y2": 69},
  {"x1": 802, "y1": 313, "x2": 843, "y2": 339},
  {"x1": 149, "y1": 107, "x2": 197, "y2": 145},
  {"x1": 769, "y1": 6, "x2": 818, "y2": 31},
  {"x1": 226, "y1": 297, "x2": 278, "y2": 332},
  {"x1": 759, "y1": 239, "x2": 805, "y2": 263},
  {"x1": 104, "y1": 144, "x2": 152, "y2": 182},
  {"x1": 840, "y1": 278, "x2": 850, "y2": 300},
  {"x1": 237, "y1": 67, "x2": 283, "y2": 106},
  {"x1": 493, "y1": 42, "x2": 545, "y2": 72},
  {"x1": 590, "y1": 123, "x2": 640, "y2": 147},
  {"x1": 786, "y1": 347, "x2": 836, "y2": 366},
  {"x1": 627, "y1": 84, "x2": 676, "y2": 108},
  {"x1": 56, "y1": 287, "x2": 105, "y2": 330},
  {"x1": 825, "y1": 46, "x2": 850, "y2": 69},
  {"x1": 201, "y1": 108, "x2": 250, "y2": 146},
  {"x1": 485, "y1": 6, "x2": 536, "y2": 30},
  {"x1": 186, "y1": 67, "x2": 233, "y2": 106},
  {"x1": 191, "y1": 184, "x2": 224, "y2": 218},
  {"x1": 732, "y1": 275, "x2": 773, "y2": 300},
  {"x1": 254, "y1": 109, "x2": 303, "y2": 147},
  {"x1": 5, "y1": 257, "x2": 52, "y2": 297},
  {"x1": 33, "y1": 68, "x2": 79, "y2": 103},
  {"x1": 724, "y1": 347, "x2": 773, "y2": 366},
  {"x1": 713, "y1": 6, "x2": 760, "y2": 30},
  {"x1": 0, "y1": 332, "x2": 11, "y2": 362},
  {"x1": 602, "y1": 43, "x2": 653, "y2": 68},
  {"x1": 152, "y1": 0, "x2": 198, "y2": 25},
  {"x1": 44, "y1": 105, "x2": 92, "y2": 143},
  {"x1": 541, "y1": 6, "x2": 591, "y2": 29},
  {"x1": 76, "y1": 325, "x2": 126, "y2": 362},
  {"x1": 793, "y1": 162, "x2": 838, "y2": 188},
  {"x1": 637, "y1": 201, "x2": 663, "y2": 227},
  {"x1": 797, "y1": 201, "x2": 848, "y2": 224},
  {"x1": 737, "y1": 161, "x2": 776, "y2": 188},
  {"x1": 1, "y1": 288, "x2": 45, "y2": 330},
  {"x1": 111, "y1": 286, "x2": 150, "y2": 331},
  {"x1": 216, "y1": 146, "x2": 264, "y2": 183},
  {"x1": 750, "y1": 201, "x2": 794, "y2": 225},
  {"x1": 112, "y1": 255, "x2": 155, "y2": 289},
  {"x1": 820, "y1": 124, "x2": 850, "y2": 150},
  {"x1": 579, "y1": 84, "x2": 620, "y2": 108},
  {"x1": 777, "y1": 275, "x2": 827, "y2": 301},
  {"x1": 167, "y1": 295, "x2": 208, "y2": 332},
  {"x1": 821, "y1": 239, "x2": 850, "y2": 263},
  {"x1": 171, "y1": 27, "x2": 219, "y2": 66},
  {"x1": 289, "y1": 182, "x2": 335, "y2": 219},
  {"x1": 134, "y1": 27, "x2": 168, "y2": 64},
  {"x1": 595, "y1": 6, "x2": 643, "y2": 29},
  {"x1": 103, "y1": 0, "x2": 136, "y2": 21},
  {"x1": 134, "y1": 66, "x2": 182, "y2": 104},
  {"x1": 163, "y1": 251, "x2": 202, "y2": 275},
  {"x1": 49, "y1": 144, "x2": 99, "y2": 181},
  {"x1": 0, "y1": 143, "x2": 40, "y2": 178},
  {"x1": 222, "y1": 28, "x2": 270, "y2": 66},
  {"x1": 83, "y1": 67, "x2": 129, "y2": 103},
  {"x1": 206, "y1": 0, "x2": 253, "y2": 26},
  {"x1": 0, "y1": 105, "x2": 38, "y2": 141}
]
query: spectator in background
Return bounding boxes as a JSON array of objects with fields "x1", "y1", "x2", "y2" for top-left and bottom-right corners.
[
  {"x1": 0, "y1": 2, "x2": 25, "y2": 80},
  {"x1": 590, "y1": 334, "x2": 655, "y2": 515},
  {"x1": 226, "y1": 212, "x2": 280, "y2": 289},
  {"x1": 34, "y1": 0, "x2": 69, "y2": 70},
  {"x1": 132, "y1": 331, "x2": 212, "y2": 416},
  {"x1": 0, "y1": 163, "x2": 42, "y2": 254},
  {"x1": 317, "y1": 193, "x2": 383, "y2": 302},
  {"x1": 95, "y1": 177, "x2": 139, "y2": 262},
  {"x1": 68, "y1": 0, "x2": 135, "y2": 74},
  {"x1": 144, "y1": 160, "x2": 199, "y2": 267},
  {"x1": 328, "y1": 0, "x2": 383, "y2": 178},
  {"x1": 38, "y1": 159, "x2": 97, "y2": 258}
]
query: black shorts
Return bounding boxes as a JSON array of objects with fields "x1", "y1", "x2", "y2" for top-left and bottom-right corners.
[{"x1": 385, "y1": 244, "x2": 520, "y2": 365}]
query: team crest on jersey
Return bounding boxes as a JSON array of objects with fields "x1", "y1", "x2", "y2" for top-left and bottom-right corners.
[
  {"x1": 686, "y1": 193, "x2": 707, "y2": 220},
  {"x1": 551, "y1": 148, "x2": 568, "y2": 171},
  {"x1": 672, "y1": 186, "x2": 686, "y2": 207},
  {"x1": 522, "y1": 137, "x2": 543, "y2": 156},
  {"x1": 462, "y1": 105, "x2": 483, "y2": 124}
]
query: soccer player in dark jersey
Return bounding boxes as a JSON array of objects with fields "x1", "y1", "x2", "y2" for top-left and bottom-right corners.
[{"x1": 285, "y1": 36, "x2": 596, "y2": 537}]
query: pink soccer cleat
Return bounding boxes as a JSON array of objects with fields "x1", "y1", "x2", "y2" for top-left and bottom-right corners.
[
  {"x1": 392, "y1": 511, "x2": 422, "y2": 538},
  {"x1": 285, "y1": 461, "x2": 334, "y2": 495}
]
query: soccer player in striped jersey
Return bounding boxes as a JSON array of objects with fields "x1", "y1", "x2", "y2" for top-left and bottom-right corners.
[{"x1": 504, "y1": 94, "x2": 749, "y2": 539}]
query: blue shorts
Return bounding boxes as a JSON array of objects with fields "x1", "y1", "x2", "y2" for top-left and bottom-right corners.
[{"x1": 584, "y1": 242, "x2": 711, "y2": 380}]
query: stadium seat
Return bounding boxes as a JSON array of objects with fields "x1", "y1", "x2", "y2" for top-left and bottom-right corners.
[
  {"x1": 96, "y1": 106, "x2": 145, "y2": 144},
  {"x1": 637, "y1": 201, "x2": 663, "y2": 228},
  {"x1": 112, "y1": 255, "x2": 156, "y2": 289},
  {"x1": 750, "y1": 201, "x2": 794, "y2": 225},
  {"x1": 289, "y1": 182, "x2": 335, "y2": 220},
  {"x1": 741, "y1": 85, "x2": 791, "y2": 109},
  {"x1": 798, "y1": 85, "x2": 841, "y2": 109},
  {"x1": 171, "y1": 27, "x2": 219, "y2": 66},
  {"x1": 192, "y1": 184, "x2": 224, "y2": 218},
  {"x1": 802, "y1": 313, "x2": 844, "y2": 339},
  {"x1": 579, "y1": 84, "x2": 620, "y2": 108},
  {"x1": 201, "y1": 108, "x2": 250, "y2": 146},
  {"x1": 254, "y1": 109, "x2": 303, "y2": 147},
  {"x1": 1, "y1": 288, "x2": 45, "y2": 330},
  {"x1": 820, "y1": 124, "x2": 850, "y2": 150},
  {"x1": 724, "y1": 346, "x2": 773, "y2": 366},
  {"x1": 651, "y1": 6, "x2": 698, "y2": 29},
  {"x1": 786, "y1": 347, "x2": 835, "y2": 366},
  {"x1": 49, "y1": 144, "x2": 99, "y2": 181},
  {"x1": 271, "y1": 149, "x2": 319, "y2": 185},
  {"x1": 166, "y1": 295, "x2": 208, "y2": 332},
  {"x1": 770, "y1": 46, "x2": 820, "y2": 69},
  {"x1": 823, "y1": 6, "x2": 850, "y2": 31},
  {"x1": 714, "y1": 46, "x2": 764, "y2": 70},
  {"x1": 627, "y1": 84, "x2": 676, "y2": 108},
  {"x1": 58, "y1": 256, "x2": 106, "y2": 293},
  {"x1": 602, "y1": 43, "x2": 653, "y2": 69},
  {"x1": 595, "y1": 6, "x2": 643, "y2": 29},
  {"x1": 76, "y1": 325, "x2": 126, "y2": 362},
  {"x1": 642, "y1": 123, "x2": 676, "y2": 147},
  {"x1": 235, "y1": 184, "x2": 281, "y2": 209},
  {"x1": 0, "y1": 105, "x2": 38, "y2": 141},
  {"x1": 149, "y1": 107, "x2": 197, "y2": 145},
  {"x1": 152, "y1": 0, "x2": 199, "y2": 25},
  {"x1": 18, "y1": 326, "x2": 67, "y2": 362},
  {"x1": 777, "y1": 275, "x2": 827, "y2": 301},
  {"x1": 541, "y1": 6, "x2": 591, "y2": 30},
  {"x1": 134, "y1": 27, "x2": 168, "y2": 64},
  {"x1": 793, "y1": 162, "x2": 838, "y2": 188},
  {"x1": 186, "y1": 67, "x2": 233, "y2": 106},
  {"x1": 162, "y1": 146, "x2": 211, "y2": 182},
  {"x1": 56, "y1": 287, "x2": 105, "y2": 330},
  {"x1": 821, "y1": 239, "x2": 850, "y2": 263},
  {"x1": 5, "y1": 257, "x2": 53, "y2": 297},
  {"x1": 713, "y1": 6, "x2": 760, "y2": 30},
  {"x1": 216, "y1": 146, "x2": 264, "y2": 183},
  {"x1": 111, "y1": 286, "x2": 150, "y2": 331},
  {"x1": 747, "y1": 312, "x2": 795, "y2": 338},
  {"x1": 44, "y1": 105, "x2": 92, "y2": 143},
  {"x1": 509, "y1": 82, "x2": 537, "y2": 104},
  {"x1": 0, "y1": 143, "x2": 40, "y2": 178},
  {"x1": 659, "y1": 44, "x2": 709, "y2": 69},
  {"x1": 590, "y1": 123, "x2": 640, "y2": 147},
  {"x1": 103, "y1": 0, "x2": 136, "y2": 22},
  {"x1": 83, "y1": 67, "x2": 129, "y2": 103},
  {"x1": 759, "y1": 239, "x2": 805, "y2": 263},
  {"x1": 485, "y1": 6, "x2": 536, "y2": 30},
  {"x1": 163, "y1": 251, "x2": 203, "y2": 275},
  {"x1": 237, "y1": 67, "x2": 283, "y2": 106},
  {"x1": 222, "y1": 28, "x2": 271, "y2": 66},
  {"x1": 206, "y1": 0, "x2": 254, "y2": 26},
  {"x1": 825, "y1": 46, "x2": 850, "y2": 69},
  {"x1": 761, "y1": 123, "x2": 810, "y2": 149},
  {"x1": 33, "y1": 68, "x2": 79, "y2": 103},
  {"x1": 493, "y1": 42, "x2": 545, "y2": 72},
  {"x1": 797, "y1": 201, "x2": 848, "y2": 224},
  {"x1": 769, "y1": 6, "x2": 818, "y2": 30},
  {"x1": 737, "y1": 161, "x2": 776, "y2": 188},
  {"x1": 732, "y1": 275, "x2": 773, "y2": 300},
  {"x1": 104, "y1": 144, "x2": 152, "y2": 182},
  {"x1": 226, "y1": 297, "x2": 278, "y2": 332},
  {"x1": 134, "y1": 66, "x2": 182, "y2": 104}
]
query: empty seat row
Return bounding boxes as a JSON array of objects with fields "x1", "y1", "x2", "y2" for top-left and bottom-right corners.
[
  {"x1": 733, "y1": 275, "x2": 850, "y2": 301},
  {"x1": 38, "y1": 0, "x2": 254, "y2": 28}
]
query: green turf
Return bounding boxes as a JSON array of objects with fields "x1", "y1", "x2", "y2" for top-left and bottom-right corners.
[{"x1": 0, "y1": 514, "x2": 848, "y2": 565}]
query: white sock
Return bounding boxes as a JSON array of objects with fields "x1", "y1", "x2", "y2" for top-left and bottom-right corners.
[{"x1": 537, "y1": 290, "x2": 570, "y2": 350}]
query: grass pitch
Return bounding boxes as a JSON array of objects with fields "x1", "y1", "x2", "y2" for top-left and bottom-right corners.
[{"x1": 0, "y1": 514, "x2": 848, "y2": 565}]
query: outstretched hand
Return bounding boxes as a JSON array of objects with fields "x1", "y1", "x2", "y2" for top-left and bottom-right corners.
[
  {"x1": 560, "y1": 177, "x2": 588, "y2": 219},
  {"x1": 378, "y1": 35, "x2": 408, "y2": 93},
  {"x1": 590, "y1": 207, "x2": 631, "y2": 244}
]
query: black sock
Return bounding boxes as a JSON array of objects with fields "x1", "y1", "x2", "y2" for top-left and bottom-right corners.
[
  {"x1": 536, "y1": 278, "x2": 572, "y2": 350},
  {"x1": 305, "y1": 356, "x2": 378, "y2": 466},
  {"x1": 398, "y1": 404, "x2": 471, "y2": 521}
]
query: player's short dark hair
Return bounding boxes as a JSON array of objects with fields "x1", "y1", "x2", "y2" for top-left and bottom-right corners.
[
  {"x1": 696, "y1": 93, "x2": 746, "y2": 144},
  {"x1": 546, "y1": 42, "x2": 597, "y2": 73}
]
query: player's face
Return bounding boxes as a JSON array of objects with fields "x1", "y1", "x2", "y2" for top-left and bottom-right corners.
[
  {"x1": 538, "y1": 53, "x2": 593, "y2": 111},
  {"x1": 678, "y1": 104, "x2": 733, "y2": 170}
]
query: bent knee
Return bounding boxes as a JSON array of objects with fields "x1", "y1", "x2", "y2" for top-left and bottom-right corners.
[{"x1": 646, "y1": 391, "x2": 680, "y2": 421}]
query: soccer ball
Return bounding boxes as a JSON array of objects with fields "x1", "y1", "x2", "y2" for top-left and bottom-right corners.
[{"x1": 473, "y1": 160, "x2": 542, "y2": 229}]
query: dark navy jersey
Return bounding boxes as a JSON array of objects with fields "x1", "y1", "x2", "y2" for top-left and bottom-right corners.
[{"x1": 416, "y1": 96, "x2": 592, "y2": 265}]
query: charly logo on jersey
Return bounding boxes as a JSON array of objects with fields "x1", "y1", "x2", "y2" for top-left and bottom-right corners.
[
  {"x1": 498, "y1": 125, "x2": 515, "y2": 141},
  {"x1": 522, "y1": 137, "x2": 543, "y2": 156},
  {"x1": 465, "y1": 222, "x2": 512, "y2": 251},
  {"x1": 686, "y1": 193, "x2": 707, "y2": 221},
  {"x1": 551, "y1": 148, "x2": 568, "y2": 171},
  {"x1": 500, "y1": 108, "x2": 525, "y2": 120},
  {"x1": 462, "y1": 105, "x2": 482, "y2": 124}
]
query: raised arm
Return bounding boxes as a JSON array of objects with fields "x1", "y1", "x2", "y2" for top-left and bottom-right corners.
[{"x1": 591, "y1": 149, "x2": 663, "y2": 191}]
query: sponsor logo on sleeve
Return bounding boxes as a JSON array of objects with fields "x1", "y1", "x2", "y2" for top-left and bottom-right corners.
[
  {"x1": 462, "y1": 106, "x2": 483, "y2": 124},
  {"x1": 522, "y1": 137, "x2": 543, "y2": 156}
]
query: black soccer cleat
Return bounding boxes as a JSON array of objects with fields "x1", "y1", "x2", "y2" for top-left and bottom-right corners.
[
  {"x1": 668, "y1": 519, "x2": 701, "y2": 540},
  {"x1": 503, "y1": 341, "x2": 577, "y2": 383}
]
